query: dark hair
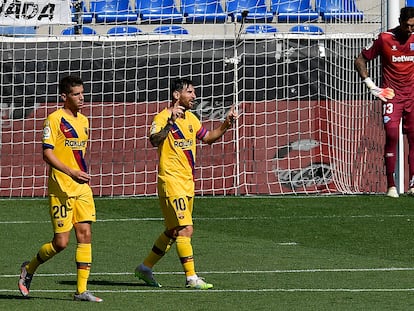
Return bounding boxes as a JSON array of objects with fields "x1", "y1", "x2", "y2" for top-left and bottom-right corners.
[
  {"x1": 400, "y1": 7, "x2": 414, "y2": 22},
  {"x1": 59, "y1": 75, "x2": 83, "y2": 95},
  {"x1": 170, "y1": 78, "x2": 193, "y2": 97}
]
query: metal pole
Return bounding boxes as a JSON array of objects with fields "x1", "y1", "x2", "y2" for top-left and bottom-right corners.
[
  {"x1": 233, "y1": 44, "x2": 240, "y2": 195},
  {"x1": 227, "y1": 12, "x2": 248, "y2": 195}
]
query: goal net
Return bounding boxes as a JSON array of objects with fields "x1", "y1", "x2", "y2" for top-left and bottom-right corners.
[{"x1": 0, "y1": 0, "x2": 393, "y2": 197}]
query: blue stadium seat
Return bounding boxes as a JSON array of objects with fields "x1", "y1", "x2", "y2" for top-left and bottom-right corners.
[
  {"x1": 0, "y1": 26, "x2": 37, "y2": 37},
  {"x1": 71, "y1": 0, "x2": 93, "y2": 23},
  {"x1": 407, "y1": 0, "x2": 414, "y2": 6},
  {"x1": 136, "y1": 0, "x2": 183, "y2": 23},
  {"x1": 271, "y1": 0, "x2": 319, "y2": 23},
  {"x1": 245, "y1": 24, "x2": 277, "y2": 33},
  {"x1": 153, "y1": 25, "x2": 189, "y2": 34},
  {"x1": 290, "y1": 24, "x2": 324, "y2": 34},
  {"x1": 181, "y1": 0, "x2": 228, "y2": 23},
  {"x1": 61, "y1": 26, "x2": 97, "y2": 35},
  {"x1": 107, "y1": 26, "x2": 143, "y2": 35},
  {"x1": 226, "y1": 0, "x2": 274, "y2": 23},
  {"x1": 90, "y1": 0, "x2": 138, "y2": 23},
  {"x1": 315, "y1": 0, "x2": 363, "y2": 22}
]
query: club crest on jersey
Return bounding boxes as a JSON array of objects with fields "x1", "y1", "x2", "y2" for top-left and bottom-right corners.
[
  {"x1": 43, "y1": 126, "x2": 51, "y2": 139},
  {"x1": 411, "y1": 43, "x2": 414, "y2": 51},
  {"x1": 188, "y1": 125, "x2": 193, "y2": 133}
]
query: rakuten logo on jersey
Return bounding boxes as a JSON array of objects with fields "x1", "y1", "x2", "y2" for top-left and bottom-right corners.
[
  {"x1": 391, "y1": 55, "x2": 414, "y2": 62},
  {"x1": 174, "y1": 139, "x2": 193, "y2": 149}
]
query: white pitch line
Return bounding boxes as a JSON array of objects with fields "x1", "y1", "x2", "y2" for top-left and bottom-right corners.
[
  {"x1": 1, "y1": 288, "x2": 414, "y2": 293},
  {"x1": 1, "y1": 214, "x2": 414, "y2": 225},
  {"x1": 0, "y1": 216, "x2": 268, "y2": 225},
  {"x1": 2, "y1": 267, "x2": 414, "y2": 278}
]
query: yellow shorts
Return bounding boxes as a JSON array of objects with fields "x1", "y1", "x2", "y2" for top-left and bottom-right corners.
[
  {"x1": 160, "y1": 196, "x2": 193, "y2": 230},
  {"x1": 49, "y1": 188, "x2": 96, "y2": 233}
]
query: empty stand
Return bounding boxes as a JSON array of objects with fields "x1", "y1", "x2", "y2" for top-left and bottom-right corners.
[
  {"x1": 71, "y1": 0, "x2": 93, "y2": 23},
  {"x1": 89, "y1": 0, "x2": 138, "y2": 23},
  {"x1": 315, "y1": 0, "x2": 364, "y2": 22},
  {"x1": 181, "y1": 0, "x2": 228, "y2": 23},
  {"x1": 227, "y1": 0, "x2": 274, "y2": 23},
  {"x1": 290, "y1": 24, "x2": 324, "y2": 34},
  {"x1": 61, "y1": 26, "x2": 97, "y2": 35},
  {"x1": 107, "y1": 26, "x2": 143, "y2": 35},
  {"x1": 271, "y1": 0, "x2": 319, "y2": 23},
  {"x1": 153, "y1": 25, "x2": 189, "y2": 34},
  {"x1": 0, "y1": 26, "x2": 37, "y2": 37},
  {"x1": 136, "y1": 0, "x2": 183, "y2": 23},
  {"x1": 245, "y1": 24, "x2": 278, "y2": 33}
]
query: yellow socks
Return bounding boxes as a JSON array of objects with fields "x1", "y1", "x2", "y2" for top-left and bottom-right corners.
[
  {"x1": 142, "y1": 233, "x2": 197, "y2": 278},
  {"x1": 76, "y1": 243, "x2": 92, "y2": 294},
  {"x1": 143, "y1": 232, "x2": 175, "y2": 268},
  {"x1": 176, "y1": 236, "x2": 196, "y2": 278},
  {"x1": 24, "y1": 241, "x2": 92, "y2": 295},
  {"x1": 26, "y1": 242, "x2": 58, "y2": 274}
]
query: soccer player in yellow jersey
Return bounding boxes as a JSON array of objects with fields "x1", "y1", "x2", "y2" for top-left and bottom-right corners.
[
  {"x1": 135, "y1": 78, "x2": 237, "y2": 289},
  {"x1": 18, "y1": 76, "x2": 102, "y2": 302}
]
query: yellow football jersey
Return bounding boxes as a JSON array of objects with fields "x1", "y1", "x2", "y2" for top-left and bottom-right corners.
[
  {"x1": 149, "y1": 108, "x2": 207, "y2": 197},
  {"x1": 42, "y1": 108, "x2": 90, "y2": 197}
]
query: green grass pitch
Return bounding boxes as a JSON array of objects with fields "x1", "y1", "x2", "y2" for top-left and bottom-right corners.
[{"x1": 1, "y1": 195, "x2": 414, "y2": 310}]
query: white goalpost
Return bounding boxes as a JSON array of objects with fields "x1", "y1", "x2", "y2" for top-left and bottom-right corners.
[{"x1": 0, "y1": 0, "x2": 403, "y2": 197}]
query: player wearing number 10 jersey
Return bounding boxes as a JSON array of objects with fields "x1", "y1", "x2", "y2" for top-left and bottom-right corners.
[
  {"x1": 18, "y1": 76, "x2": 102, "y2": 302},
  {"x1": 355, "y1": 6, "x2": 414, "y2": 198},
  {"x1": 134, "y1": 78, "x2": 237, "y2": 289}
]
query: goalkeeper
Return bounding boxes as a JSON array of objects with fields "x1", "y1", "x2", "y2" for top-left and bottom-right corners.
[
  {"x1": 355, "y1": 6, "x2": 414, "y2": 198},
  {"x1": 134, "y1": 78, "x2": 237, "y2": 289}
]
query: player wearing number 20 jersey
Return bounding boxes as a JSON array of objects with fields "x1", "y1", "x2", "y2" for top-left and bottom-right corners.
[
  {"x1": 19, "y1": 76, "x2": 102, "y2": 303},
  {"x1": 43, "y1": 108, "x2": 90, "y2": 197}
]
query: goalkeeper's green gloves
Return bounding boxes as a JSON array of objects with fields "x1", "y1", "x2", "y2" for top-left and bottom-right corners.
[{"x1": 364, "y1": 77, "x2": 395, "y2": 102}]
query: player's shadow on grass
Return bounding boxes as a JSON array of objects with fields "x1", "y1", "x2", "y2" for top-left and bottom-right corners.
[
  {"x1": 0, "y1": 293, "x2": 71, "y2": 301},
  {"x1": 60, "y1": 279, "x2": 182, "y2": 289},
  {"x1": 0, "y1": 294, "x2": 26, "y2": 300}
]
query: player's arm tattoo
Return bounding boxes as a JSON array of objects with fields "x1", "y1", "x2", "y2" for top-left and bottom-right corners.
[{"x1": 149, "y1": 118, "x2": 174, "y2": 147}]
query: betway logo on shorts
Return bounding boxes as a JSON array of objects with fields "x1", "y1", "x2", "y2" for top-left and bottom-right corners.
[{"x1": 392, "y1": 55, "x2": 414, "y2": 62}]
